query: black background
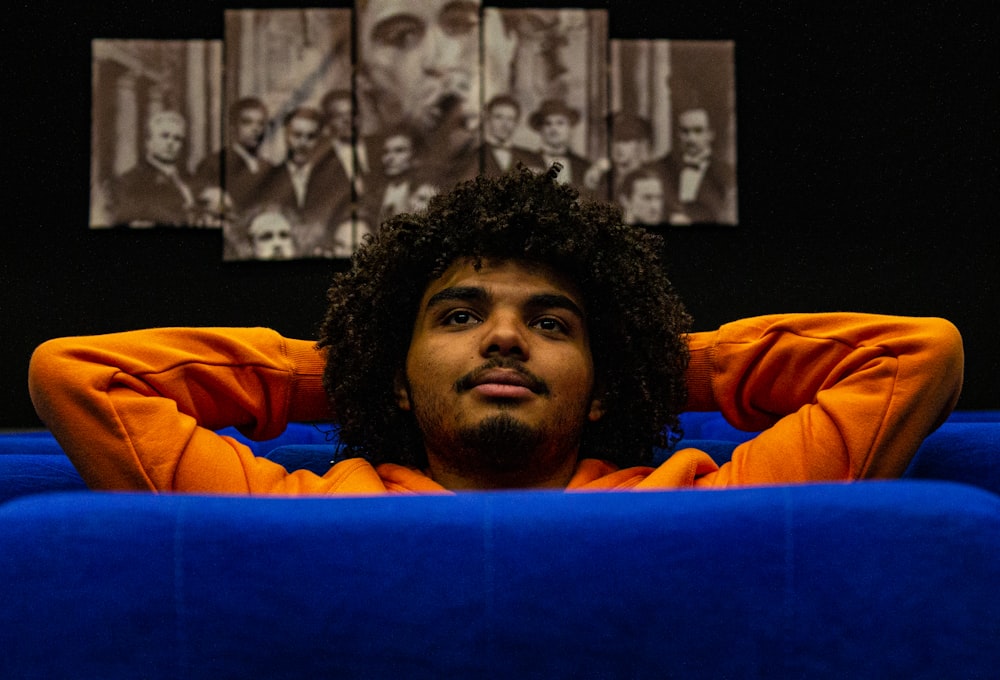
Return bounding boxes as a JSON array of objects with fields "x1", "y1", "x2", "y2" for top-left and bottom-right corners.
[{"x1": 3, "y1": 1, "x2": 997, "y2": 428}]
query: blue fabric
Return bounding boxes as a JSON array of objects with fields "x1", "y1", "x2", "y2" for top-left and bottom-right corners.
[
  {"x1": 678, "y1": 410, "x2": 760, "y2": 442},
  {"x1": 905, "y1": 422, "x2": 1000, "y2": 493},
  {"x1": 216, "y1": 422, "x2": 338, "y2": 457},
  {"x1": 3, "y1": 413, "x2": 999, "y2": 501},
  {"x1": 0, "y1": 432, "x2": 66, "y2": 456},
  {"x1": 2, "y1": 483, "x2": 998, "y2": 679},
  {"x1": 0, "y1": 454, "x2": 88, "y2": 503}
]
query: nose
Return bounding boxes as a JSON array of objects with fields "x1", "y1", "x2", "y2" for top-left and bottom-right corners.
[
  {"x1": 421, "y1": 25, "x2": 463, "y2": 76},
  {"x1": 479, "y1": 312, "x2": 529, "y2": 359}
]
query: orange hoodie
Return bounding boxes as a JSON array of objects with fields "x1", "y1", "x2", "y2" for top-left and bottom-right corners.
[{"x1": 28, "y1": 313, "x2": 963, "y2": 494}]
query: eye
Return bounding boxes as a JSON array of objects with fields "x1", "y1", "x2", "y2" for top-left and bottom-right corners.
[
  {"x1": 443, "y1": 310, "x2": 481, "y2": 326},
  {"x1": 372, "y1": 16, "x2": 426, "y2": 50},
  {"x1": 531, "y1": 316, "x2": 568, "y2": 334}
]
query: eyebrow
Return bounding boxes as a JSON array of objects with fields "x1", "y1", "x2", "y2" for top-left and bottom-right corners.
[
  {"x1": 424, "y1": 286, "x2": 585, "y2": 320},
  {"x1": 440, "y1": 1, "x2": 480, "y2": 19}
]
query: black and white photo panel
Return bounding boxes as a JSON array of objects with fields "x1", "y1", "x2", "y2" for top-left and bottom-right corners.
[
  {"x1": 221, "y1": 8, "x2": 358, "y2": 261},
  {"x1": 610, "y1": 39, "x2": 738, "y2": 227},
  {"x1": 90, "y1": 39, "x2": 222, "y2": 229}
]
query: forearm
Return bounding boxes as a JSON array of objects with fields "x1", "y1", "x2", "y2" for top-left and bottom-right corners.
[
  {"x1": 685, "y1": 313, "x2": 964, "y2": 482},
  {"x1": 28, "y1": 327, "x2": 332, "y2": 491}
]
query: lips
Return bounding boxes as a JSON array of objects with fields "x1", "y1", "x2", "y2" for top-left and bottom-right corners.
[
  {"x1": 421, "y1": 90, "x2": 473, "y2": 131},
  {"x1": 472, "y1": 369, "x2": 535, "y2": 398},
  {"x1": 456, "y1": 363, "x2": 549, "y2": 399}
]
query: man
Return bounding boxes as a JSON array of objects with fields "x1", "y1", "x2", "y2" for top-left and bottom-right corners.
[
  {"x1": 618, "y1": 166, "x2": 666, "y2": 226},
  {"x1": 245, "y1": 207, "x2": 297, "y2": 260},
  {"x1": 655, "y1": 107, "x2": 737, "y2": 225},
  {"x1": 194, "y1": 97, "x2": 273, "y2": 216},
  {"x1": 257, "y1": 107, "x2": 351, "y2": 257},
  {"x1": 528, "y1": 99, "x2": 596, "y2": 197},
  {"x1": 584, "y1": 112, "x2": 655, "y2": 203},
  {"x1": 479, "y1": 94, "x2": 544, "y2": 176},
  {"x1": 366, "y1": 125, "x2": 420, "y2": 225},
  {"x1": 316, "y1": 89, "x2": 366, "y2": 200},
  {"x1": 356, "y1": 0, "x2": 480, "y2": 185},
  {"x1": 109, "y1": 110, "x2": 196, "y2": 227},
  {"x1": 30, "y1": 167, "x2": 963, "y2": 493}
]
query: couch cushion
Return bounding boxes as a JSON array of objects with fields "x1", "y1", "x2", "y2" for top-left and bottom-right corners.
[{"x1": 0, "y1": 454, "x2": 87, "y2": 503}]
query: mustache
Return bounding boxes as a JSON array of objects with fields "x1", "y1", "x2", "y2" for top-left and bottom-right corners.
[{"x1": 454, "y1": 358, "x2": 550, "y2": 396}]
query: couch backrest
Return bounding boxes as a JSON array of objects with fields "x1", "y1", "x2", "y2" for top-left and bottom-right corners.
[{"x1": 2, "y1": 482, "x2": 997, "y2": 679}]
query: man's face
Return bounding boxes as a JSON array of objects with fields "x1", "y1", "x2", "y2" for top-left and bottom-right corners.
[
  {"x1": 359, "y1": 0, "x2": 480, "y2": 133},
  {"x1": 146, "y1": 118, "x2": 186, "y2": 164},
  {"x1": 541, "y1": 114, "x2": 571, "y2": 149},
  {"x1": 623, "y1": 177, "x2": 665, "y2": 225},
  {"x1": 398, "y1": 258, "x2": 604, "y2": 488},
  {"x1": 611, "y1": 139, "x2": 649, "y2": 174},
  {"x1": 248, "y1": 212, "x2": 295, "y2": 259},
  {"x1": 285, "y1": 115, "x2": 321, "y2": 166},
  {"x1": 234, "y1": 107, "x2": 267, "y2": 153},
  {"x1": 485, "y1": 103, "x2": 518, "y2": 144},
  {"x1": 325, "y1": 97, "x2": 353, "y2": 142},
  {"x1": 381, "y1": 134, "x2": 414, "y2": 177},
  {"x1": 677, "y1": 109, "x2": 714, "y2": 158}
]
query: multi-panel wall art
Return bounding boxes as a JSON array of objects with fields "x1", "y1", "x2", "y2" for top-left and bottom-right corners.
[{"x1": 90, "y1": 3, "x2": 736, "y2": 260}]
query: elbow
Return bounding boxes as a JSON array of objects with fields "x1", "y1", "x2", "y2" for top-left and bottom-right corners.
[
  {"x1": 919, "y1": 317, "x2": 965, "y2": 423},
  {"x1": 28, "y1": 337, "x2": 82, "y2": 426},
  {"x1": 928, "y1": 316, "x2": 964, "y2": 384}
]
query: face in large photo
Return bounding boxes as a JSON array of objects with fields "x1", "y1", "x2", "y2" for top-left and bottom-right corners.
[
  {"x1": 146, "y1": 111, "x2": 186, "y2": 165},
  {"x1": 232, "y1": 100, "x2": 268, "y2": 155},
  {"x1": 677, "y1": 108, "x2": 715, "y2": 161},
  {"x1": 283, "y1": 109, "x2": 322, "y2": 166},
  {"x1": 357, "y1": 0, "x2": 481, "y2": 138}
]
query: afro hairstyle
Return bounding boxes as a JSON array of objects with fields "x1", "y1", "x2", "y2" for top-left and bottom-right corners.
[{"x1": 317, "y1": 165, "x2": 691, "y2": 469}]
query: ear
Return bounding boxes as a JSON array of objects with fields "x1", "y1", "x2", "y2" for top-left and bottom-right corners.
[
  {"x1": 587, "y1": 397, "x2": 606, "y2": 423},
  {"x1": 587, "y1": 397, "x2": 605, "y2": 423},
  {"x1": 587, "y1": 379, "x2": 606, "y2": 422},
  {"x1": 394, "y1": 372, "x2": 411, "y2": 411}
]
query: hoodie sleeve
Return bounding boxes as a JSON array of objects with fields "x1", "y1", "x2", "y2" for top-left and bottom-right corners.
[
  {"x1": 28, "y1": 327, "x2": 335, "y2": 493},
  {"x1": 680, "y1": 313, "x2": 964, "y2": 485}
]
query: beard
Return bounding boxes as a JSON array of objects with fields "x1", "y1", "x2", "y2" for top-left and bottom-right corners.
[
  {"x1": 402, "y1": 369, "x2": 592, "y2": 487},
  {"x1": 456, "y1": 413, "x2": 546, "y2": 475}
]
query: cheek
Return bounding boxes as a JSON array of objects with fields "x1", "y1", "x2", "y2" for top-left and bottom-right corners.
[{"x1": 548, "y1": 350, "x2": 595, "y2": 399}]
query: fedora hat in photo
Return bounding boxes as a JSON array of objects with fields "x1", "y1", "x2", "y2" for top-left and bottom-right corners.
[{"x1": 528, "y1": 99, "x2": 581, "y2": 130}]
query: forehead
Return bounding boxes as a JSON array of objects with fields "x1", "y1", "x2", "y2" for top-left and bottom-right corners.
[
  {"x1": 489, "y1": 103, "x2": 518, "y2": 117},
  {"x1": 384, "y1": 134, "x2": 413, "y2": 151},
  {"x1": 326, "y1": 98, "x2": 352, "y2": 113},
  {"x1": 150, "y1": 118, "x2": 184, "y2": 135},
  {"x1": 288, "y1": 116, "x2": 319, "y2": 133},
  {"x1": 249, "y1": 213, "x2": 291, "y2": 233},
  {"x1": 238, "y1": 106, "x2": 265, "y2": 121},
  {"x1": 633, "y1": 177, "x2": 663, "y2": 194},
  {"x1": 420, "y1": 258, "x2": 584, "y2": 308},
  {"x1": 679, "y1": 110, "x2": 710, "y2": 129}
]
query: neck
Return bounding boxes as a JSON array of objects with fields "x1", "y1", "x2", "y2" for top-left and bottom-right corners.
[
  {"x1": 426, "y1": 453, "x2": 579, "y2": 491},
  {"x1": 146, "y1": 154, "x2": 177, "y2": 174}
]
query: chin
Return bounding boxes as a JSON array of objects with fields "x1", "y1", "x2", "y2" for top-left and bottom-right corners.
[{"x1": 458, "y1": 414, "x2": 544, "y2": 473}]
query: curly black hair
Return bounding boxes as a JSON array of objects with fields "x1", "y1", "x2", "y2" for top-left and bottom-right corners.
[{"x1": 317, "y1": 166, "x2": 691, "y2": 469}]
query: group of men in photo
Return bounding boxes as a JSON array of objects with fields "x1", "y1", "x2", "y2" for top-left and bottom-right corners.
[
  {"x1": 100, "y1": 1, "x2": 736, "y2": 260},
  {"x1": 107, "y1": 91, "x2": 736, "y2": 259}
]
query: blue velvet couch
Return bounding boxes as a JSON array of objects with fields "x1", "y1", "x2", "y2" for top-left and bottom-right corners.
[{"x1": 2, "y1": 412, "x2": 998, "y2": 678}]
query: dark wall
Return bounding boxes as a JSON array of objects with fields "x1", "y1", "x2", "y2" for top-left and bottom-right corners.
[{"x1": 4, "y1": 1, "x2": 997, "y2": 429}]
